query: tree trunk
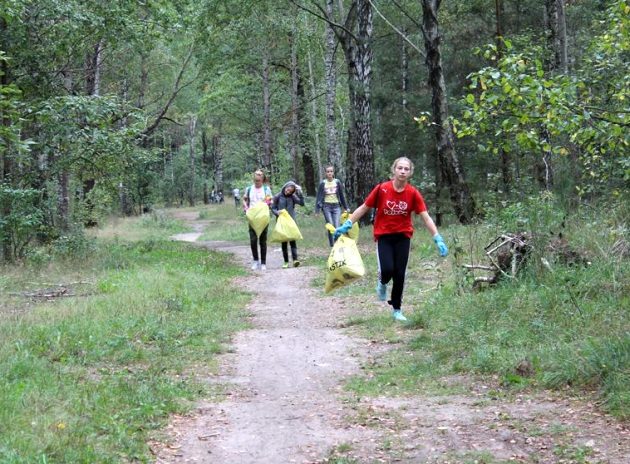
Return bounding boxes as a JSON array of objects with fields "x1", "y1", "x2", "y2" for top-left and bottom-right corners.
[
  {"x1": 338, "y1": 0, "x2": 375, "y2": 213},
  {"x1": 188, "y1": 115, "x2": 197, "y2": 207},
  {"x1": 262, "y1": 51, "x2": 273, "y2": 182},
  {"x1": 138, "y1": 52, "x2": 149, "y2": 109},
  {"x1": 535, "y1": 126, "x2": 554, "y2": 190},
  {"x1": 401, "y1": 27, "x2": 409, "y2": 113},
  {"x1": 545, "y1": 0, "x2": 568, "y2": 73},
  {"x1": 495, "y1": 0, "x2": 511, "y2": 194},
  {"x1": 307, "y1": 49, "x2": 323, "y2": 181},
  {"x1": 201, "y1": 130, "x2": 210, "y2": 204},
  {"x1": 1, "y1": 16, "x2": 10, "y2": 185},
  {"x1": 422, "y1": 0, "x2": 476, "y2": 224},
  {"x1": 290, "y1": 28, "x2": 300, "y2": 182},
  {"x1": 85, "y1": 39, "x2": 104, "y2": 96},
  {"x1": 58, "y1": 170, "x2": 70, "y2": 231},
  {"x1": 324, "y1": 0, "x2": 342, "y2": 178},
  {"x1": 212, "y1": 131, "x2": 224, "y2": 196},
  {"x1": 298, "y1": 59, "x2": 316, "y2": 195}
]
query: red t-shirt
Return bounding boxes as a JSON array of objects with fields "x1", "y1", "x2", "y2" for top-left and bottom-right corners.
[{"x1": 364, "y1": 181, "x2": 427, "y2": 239}]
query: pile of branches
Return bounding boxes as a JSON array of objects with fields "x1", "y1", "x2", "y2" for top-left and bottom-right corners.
[
  {"x1": 464, "y1": 232, "x2": 594, "y2": 289},
  {"x1": 464, "y1": 233, "x2": 533, "y2": 290}
]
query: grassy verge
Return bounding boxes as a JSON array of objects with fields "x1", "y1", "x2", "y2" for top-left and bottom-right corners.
[
  {"x1": 329, "y1": 196, "x2": 629, "y2": 420},
  {"x1": 0, "y1": 213, "x2": 249, "y2": 462}
]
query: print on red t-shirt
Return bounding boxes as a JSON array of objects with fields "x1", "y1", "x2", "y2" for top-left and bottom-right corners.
[{"x1": 364, "y1": 181, "x2": 427, "y2": 239}]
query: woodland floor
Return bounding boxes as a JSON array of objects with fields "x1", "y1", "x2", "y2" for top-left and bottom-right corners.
[{"x1": 151, "y1": 211, "x2": 629, "y2": 464}]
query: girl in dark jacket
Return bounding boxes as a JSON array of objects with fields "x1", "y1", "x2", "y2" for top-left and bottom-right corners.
[{"x1": 272, "y1": 181, "x2": 305, "y2": 268}]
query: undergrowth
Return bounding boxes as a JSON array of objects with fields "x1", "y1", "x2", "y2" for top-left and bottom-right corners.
[
  {"x1": 344, "y1": 195, "x2": 629, "y2": 420},
  {"x1": 0, "y1": 213, "x2": 249, "y2": 462}
]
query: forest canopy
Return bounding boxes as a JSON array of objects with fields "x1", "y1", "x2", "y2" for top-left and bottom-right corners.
[{"x1": 1, "y1": 0, "x2": 628, "y2": 261}]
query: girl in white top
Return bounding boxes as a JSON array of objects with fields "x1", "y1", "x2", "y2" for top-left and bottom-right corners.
[{"x1": 242, "y1": 169, "x2": 273, "y2": 270}]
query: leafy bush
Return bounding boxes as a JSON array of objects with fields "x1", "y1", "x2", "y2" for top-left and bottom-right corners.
[{"x1": 0, "y1": 185, "x2": 45, "y2": 262}]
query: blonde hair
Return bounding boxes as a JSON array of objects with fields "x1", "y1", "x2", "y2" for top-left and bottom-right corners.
[
  {"x1": 253, "y1": 169, "x2": 267, "y2": 182},
  {"x1": 390, "y1": 157, "x2": 414, "y2": 177}
]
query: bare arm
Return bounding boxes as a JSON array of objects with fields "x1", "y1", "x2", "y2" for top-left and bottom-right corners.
[
  {"x1": 347, "y1": 203, "x2": 372, "y2": 223},
  {"x1": 419, "y1": 211, "x2": 439, "y2": 237}
]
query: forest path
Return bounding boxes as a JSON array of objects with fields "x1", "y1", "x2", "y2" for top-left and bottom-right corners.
[{"x1": 153, "y1": 211, "x2": 629, "y2": 463}]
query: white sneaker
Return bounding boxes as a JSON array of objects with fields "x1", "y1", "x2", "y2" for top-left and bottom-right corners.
[
  {"x1": 260, "y1": 264, "x2": 267, "y2": 271},
  {"x1": 251, "y1": 261, "x2": 260, "y2": 270}
]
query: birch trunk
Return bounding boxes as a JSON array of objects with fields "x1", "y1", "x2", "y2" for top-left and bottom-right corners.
[
  {"x1": 307, "y1": 49, "x2": 323, "y2": 180},
  {"x1": 212, "y1": 131, "x2": 224, "y2": 196},
  {"x1": 422, "y1": 0, "x2": 476, "y2": 224},
  {"x1": 85, "y1": 39, "x2": 103, "y2": 96},
  {"x1": 324, "y1": 0, "x2": 342, "y2": 177},
  {"x1": 290, "y1": 28, "x2": 300, "y2": 181},
  {"x1": 201, "y1": 131, "x2": 210, "y2": 204},
  {"x1": 188, "y1": 115, "x2": 197, "y2": 207},
  {"x1": 262, "y1": 52, "x2": 273, "y2": 181},
  {"x1": 545, "y1": 0, "x2": 568, "y2": 73},
  {"x1": 340, "y1": 0, "x2": 375, "y2": 211},
  {"x1": 495, "y1": 0, "x2": 511, "y2": 194},
  {"x1": 297, "y1": 59, "x2": 316, "y2": 195},
  {"x1": 0, "y1": 17, "x2": 9, "y2": 259},
  {"x1": 57, "y1": 170, "x2": 70, "y2": 231}
]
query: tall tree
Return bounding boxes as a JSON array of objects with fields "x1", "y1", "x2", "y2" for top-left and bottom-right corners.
[
  {"x1": 293, "y1": 0, "x2": 375, "y2": 210},
  {"x1": 290, "y1": 26, "x2": 301, "y2": 182},
  {"x1": 421, "y1": 0, "x2": 476, "y2": 224},
  {"x1": 324, "y1": 0, "x2": 342, "y2": 177},
  {"x1": 261, "y1": 50, "x2": 274, "y2": 180}
]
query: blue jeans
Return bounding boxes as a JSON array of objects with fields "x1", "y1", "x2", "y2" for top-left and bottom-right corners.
[{"x1": 322, "y1": 203, "x2": 342, "y2": 247}]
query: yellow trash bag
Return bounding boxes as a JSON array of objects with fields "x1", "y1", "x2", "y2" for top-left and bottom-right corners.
[
  {"x1": 341, "y1": 211, "x2": 360, "y2": 241},
  {"x1": 270, "y1": 209, "x2": 303, "y2": 243},
  {"x1": 246, "y1": 202, "x2": 270, "y2": 237},
  {"x1": 324, "y1": 235, "x2": 365, "y2": 293},
  {"x1": 326, "y1": 211, "x2": 360, "y2": 242}
]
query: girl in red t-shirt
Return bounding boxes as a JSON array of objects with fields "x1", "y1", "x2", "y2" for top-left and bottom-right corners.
[{"x1": 334, "y1": 157, "x2": 448, "y2": 321}]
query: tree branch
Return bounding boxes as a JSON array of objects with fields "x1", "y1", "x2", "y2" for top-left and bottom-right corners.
[
  {"x1": 391, "y1": 0, "x2": 422, "y2": 28},
  {"x1": 290, "y1": 0, "x2": 358, "y2": 42},
  {"x1": 141, "y1": 45, "x2": 197, "y2": 138},
  {"x1": 368, "y1": 0, "x2": 425, "y2": 57}
]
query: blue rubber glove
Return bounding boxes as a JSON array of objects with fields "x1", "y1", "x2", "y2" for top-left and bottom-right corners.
[
  {"x1": 433, "y1": 233, "x2": 448, "y2": 257},
  {"x1": 333, "y1": 219, "x2": 353, "y2": 240}
]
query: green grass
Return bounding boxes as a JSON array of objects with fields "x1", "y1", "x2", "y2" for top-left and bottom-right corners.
[
  {"x1": 0, "y1": 214, "x2": 249, "y2": 462},
  {"x1": 336, "y1": 196, "x2": 630, "y2": 420},
  {"x1": 2, "y1": 195, "x2": 627, "y2": 461}
]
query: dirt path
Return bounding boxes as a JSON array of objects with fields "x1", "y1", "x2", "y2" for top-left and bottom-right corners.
[{"x1": 154, "y1": 212, "x2": 628, "y2": 463}]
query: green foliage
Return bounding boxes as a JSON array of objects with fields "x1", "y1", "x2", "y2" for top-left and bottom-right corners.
[
  {"x1": 0, "y1": 185, "x2": 44, "y2": 261},
  {"x1": 33, "y1": 95, "x2": 144, "y2": 178},
  {"x1": 346, "y1": 199, "x2": 629, "y2": 419},
  {"x1": 455, "y1": 1, "x2": 629, "y2": 197},
  {"x1": 0, "y1": 53, "x2": 31, "y2": 158},
  {"x1": 0, "y1": 223, "x2": 249, "y2": 461}
]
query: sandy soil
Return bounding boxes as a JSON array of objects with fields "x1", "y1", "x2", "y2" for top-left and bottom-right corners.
[{"x1": 152, "y1": 212, "x2": 628, "y2": 463}]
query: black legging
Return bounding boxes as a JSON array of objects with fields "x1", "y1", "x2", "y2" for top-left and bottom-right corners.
[
  {"x1": 248, "y1": 225, "x2": 268, "y2": 264},
  {"x1": 281, "y1": 241, "x2": 298, "y2": 262},
  {"x1": 376, "y1": 233, "x2": 411, "y2": 310}
]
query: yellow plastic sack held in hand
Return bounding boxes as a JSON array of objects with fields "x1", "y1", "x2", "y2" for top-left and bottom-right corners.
[
  {"x1": 340, "y1": 211, "x2": 360, "y2": 241},
  {"x1": 246, "y1": 202, "x2": 270, "y2": 237},
  {"x1": 270, "y1": 209, "x2": 303, "y2": 243},
  {"x1": 324, "y1": 235, "x2": 365, "y2": 293}
]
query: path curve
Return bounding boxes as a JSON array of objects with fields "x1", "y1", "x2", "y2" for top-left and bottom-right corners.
[
  {"x1": 154, "y1": 212, "x2": 629, "y2": 463},
  {"x1": 156, "y1": 217, "x2": 383, "y2": 463}
]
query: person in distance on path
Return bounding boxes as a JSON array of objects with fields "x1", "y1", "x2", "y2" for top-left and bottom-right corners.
[
  {"x1": 315, "y1": 165, "x2": 349, "y2": 247},
  {"x1": 242, "y1": 169, "x2": 273, "y2": 271},
  {"x1": 272, "y1": 181, "x2": 305, "y2": 268},
  {"x1": 334, "y1": 157, "x2": 448, "y2": 322}
]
